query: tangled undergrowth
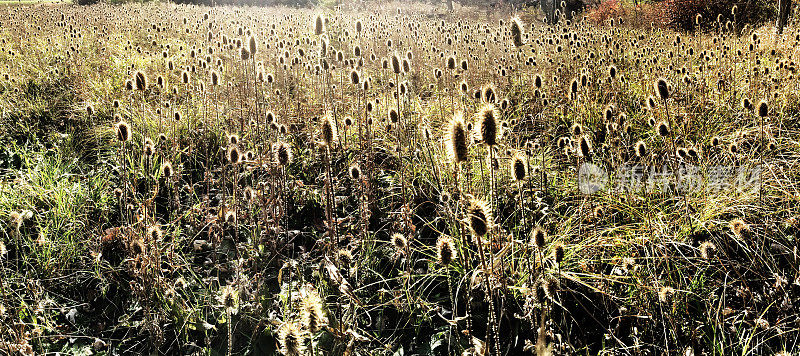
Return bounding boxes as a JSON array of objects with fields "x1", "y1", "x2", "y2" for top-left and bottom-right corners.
[{"x1": 1, "y1": 2, "x2": 799, "y2": 355}]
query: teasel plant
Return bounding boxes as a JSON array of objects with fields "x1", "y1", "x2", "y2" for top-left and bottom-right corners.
[
  {"x1": 320, "y1": 114, "x2": 338, "y2": 249},
  {"x1": 467, "y1": 198, "x2": 500, "y2": 356}
]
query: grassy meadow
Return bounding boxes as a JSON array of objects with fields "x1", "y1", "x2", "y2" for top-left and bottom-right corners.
[{"x1": 1, "y1": 1, "x2": 799, "y2": 355}]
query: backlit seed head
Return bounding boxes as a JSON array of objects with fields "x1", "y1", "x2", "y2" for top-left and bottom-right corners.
[
  {"x1": 758, "y1": 100, "x2": 768, "y2": 117},
  {"x1": 279, "y1": 322, "x2": 306, "y2": 356},
  {"x1": 477, "y1": 104, "x2": 499, "y2": 146},
  {"x1": 300, "y1": 286, "x2": 327, "y2": 333},
  {"x1": 510, "y1": 17, "x2": 524, "y2": 48},
  {"x1": 656, "y1": 120, "x2": 670, "y2": 137},
  {"x1": 391, "y1": 233, "x2": 408, "y2": 252},
  {"x1": 348, "y1": 164, "x2": 361, "y2": 180},
  {"x1": 655, "y1": 78, "x2": 669, "y2": 100},
  {"x1": 273, "y1": 141, "x2": 292, "y2": 166},
  {"x1": 512, "y1": 155, "x2": 526, "y2": 181},
  {"x1": 436, "y1": 236, "x2": 456, "y2": 265},
  {"x1": 134, "y1": 71, "x2": 148, "y2": 91},
  {"x1": 320, "y1": 114, "x2": 337, "y2": 147},
  {"x1": 116, "y1": 121, "x2": 130, "y2": 142},
  {"x1": 228, "y1": 145, "x2": 241, "y2": 164},
  {"x1": 532, "y1": 226, "x2": 547, "y2": 249},
  {"x1": 314, "y1": 14, "x2": 325, "y2": 35},
  {"x1": 467, "y1": 199, "x2": 491, "y2": 237},
  {"x1": 446, "y1": 111, "x2": 469, "y2": 164},
  {"x1": 730, "y1": 219, "x2": 748, "y2": 237},
  {"x1": 553, "y1": 243, "x2": 564, "y2": 263},
  {"x1": 635, "y1": 140, "x2": 647, "y2": 158}
]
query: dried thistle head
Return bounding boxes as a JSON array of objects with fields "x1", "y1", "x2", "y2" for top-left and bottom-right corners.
[
  {"x1": 436, "y1": 236, "x2": 456, "y2": 266},
  {"x1": 467, "y1": 199, "x2": 491, "y2": 237},
  {"x1": 511, "y1": 154, "x2": 526, "y2": 181},
  {"x1": 273, "y1": 141, "x2": 292, "y2": 166},
  {"x1": 446, "y1": 111, "x2": 469, "y2": 164},
  {"x1": 300, "y1": 286, "x2": 327, "y2": 333},
  {"x1": 218, "y1": 284, "x2": 238, "y2": 313},
  {"x1": 116, "y1": 121, "x2": 130, "y2": 143},
  {"x1": 476, "y1": 104, "x2": 499, "y2": 146},
  {"x1": 320, "y1": 114, "x2": 337, "y2": 147},
  {"x1": 278, "y1": 322, "x2": 306, "y2": 356},
  {"x1": 391, "y1": 233, "x2": 408, "y2": 253}
]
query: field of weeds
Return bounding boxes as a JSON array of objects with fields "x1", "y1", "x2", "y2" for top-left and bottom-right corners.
[{"x1": 1, "y1": 1, "x2": 799, "y2": 355}]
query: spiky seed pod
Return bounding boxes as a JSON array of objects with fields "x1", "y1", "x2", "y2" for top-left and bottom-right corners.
[
  {"x1": 579, "y1": 136, "x2": 592, "y2": 157},
  {"x1": 436, "y1": 236, "x2": 456, "y2": 265},
  {"x1": 349, "y1": 164, "x2": 361, "y2": 180},
  {"x1": 391, "y1": 233, "x2": 408, "y2": 252},
  {"x1": 391, "y1": 54, "x2": 401, "y2": 74},
  {"x1": 147, "y1": 224, "x2": 162, "y2": 241},
  {"x1": 273, "y1": 141, "x2": 292, "y2": 166},
  {"x1": 542, "y1": 278, "x2": 558, "y2": 301},
  {"x1": 730, "y1": 219, "x2": 748, "y2": 237},
  {"x1": 402, "y1": 59, "x2": 410, "y2": 74},
  {"x1": 301, "y1": 287, "x2": 327, "y2": 333},
  {"x1": 510, "y1": 18, "x2": 524, "y2": 48},
  {"x1": 740, "y1": 97, "x2": 753, "y2": 110},
  {"x1": 228, "y1": 145, "x2": 241, "y2": 164},
  {"x1": 125, "y1": 80, "x2": 134, "y2": 91},
  {"x1": 512, "y1": 155, "x2": 526, "y2": 181},
  {"x1": 635, "y1": 140, "x2": 647, "y2": 158},
  {"x1": 389, "y1": 108, "x2": 399, "y2": 123},
  {"x1": 248, "y1": 35, "x2": 257, "y2": 56},
  {"x1": 658, "y1": 286, "x2": 675, "y2": 304},
  {"x1": 534, "y1": 74, "x2": 542, "y2": 89},
  {"x1": 181, "y1": 71, "x2": 189, "y2": 84},
  {"x1": 144, "y1": 141, "x2": 154, "y2": 157},
  {"x1": 481, "y1": 85, "x2": 496, "y2": 104},
  {"x1": 279, "y1": 323, "x2": 306, "y2": 356},
  {"x1": 477, "y1": 104, "x2": 499, "y2": 146},
  {"x1": 314, "y1": 14, "x2": 325, "y2": 35},
  {"x1": 211, "y1": 71, "x2": 219, "y2": 86},
  {"x1": 532, "y1": 226, "x2": 547, "y2": 249},
  {"x1": 447, "y1": 56, "x2": 456, "y2": 70},
  {"x1": 86, "y1": 104, "x2": 94, "y2": 117},
  {"x1": 467, "y1": 199, "x2": 491, "y2": 237},
  {"x1": 656, "y1": 120, "x2": 670, "y2": 137},
  {"x1": 446, "y1": 112, "x2": 469, "y2": 164},
  {"x1": 9, "y1": 211, "x2": 22, "y2": 232},
  {"x1": 553, "y1": 243, "x2": 564, "y2": 263},
  {"x1": 240, "y1": 48, "x2": 250, "y2": 61},
  {"x1": 116, "y1": 121, "x2": 130, "y2": 142},
  {"x1": 320, "y1": 114, "x2": 337, "y2": 147},
  {"x1": 134, "y1": 71, "x2": 147, "y2": 91},
  {"x1": 758, "y1": 100, "x2": 768, "y2": 117},
  {"x1": 655, "y1": 78, "x2": 669, "y2": 100},
  {"x1": 350, "y1": 69, "x2": 360, "y2": 85},
  {"x1": 728, "y1": 142, "x2": 739, "y2": 154}
]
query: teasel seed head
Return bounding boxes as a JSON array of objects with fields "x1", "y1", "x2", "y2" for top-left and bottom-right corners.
[
  {"x1": 758, "y1": 100, "x2": 768, "y2": 117},
  {"x1": 389, "y1": 108, "x2": 399, "y2": 123},
  {"x1": 391, "y1": 233, "x2": 408, "y2": 252},
  {"x1": 273, "y1": 141, "x2": 292, "y2": 166},
  {"x1": 481, "y1": 84, "x2": 496, "y2": 104},
  {"x1": 467, "y1": 199, "x2": 491, "y2": 237},
  {"x1": 301, "y1": 286, "x2": 327, "y2": 333},
  {"x1": 658, "y1": 286, "x2": 675, "y2": 304},
  {"x1": 510, "y1": 17, "x2": 524, "y2": 48},
  {"x1": 115, "y1": 121, "x2": 130, "y2": 143},
  {"x1": 553, "y1": 243, "x2": 564, "y2": 264},
  {"x1": 730, "y1": 219, "x2": 748, "y2": 237},
  {"x1": 436, "y1": 236, "x2": 456, "y2": 266},
  {"x1": 656, "y1": 120, "x2": 670, "y2": 137},
  {"x1": 320, "y1": 114, "x2": 337, "y2": 147},
  {"x1": 279, "y1": 322, "x2": 306, "y2": 356},
  {"x1": 446, "y1": 111, "x2": 469, "y2": 164},
  {"x1": 227, "y1": 145, "x2": 241, "y2": 164},
  {"x1": 314, "y1": 14, "x2": 325, "y2": 35},
  {"x1": 391, "y1": 53, "x2": 401, "y2": 74},
  {"x1": 655, "y1": 78, "x2": 669, "y2": 100},
  {"x1": 532, "y1": 226, "x2": 547, "y2": 249},
  {"x1": 512, "y1": 155, "x2": 526, "y2": 181},
  {"x1": 635, "y1": 140, "x2": 648, "y2": 158},
  {"x1": 134, "y1": 71, "x2": 147, "y2": 91},
  {"x1": 147, "y1": 224, "x2": 162, "y2": 241},
  {"x1": 348, "y1": 164, "x2": 361, "y2": 180},
  {"x1": 578, "y1": 136, "x2": 592, "y2": 158},
  {"x1": 477, "y1": 104, "x2": 499, "y2": 146},
  {"x1": 699, "y1": 241, "x2": 715, "y2": 259}
]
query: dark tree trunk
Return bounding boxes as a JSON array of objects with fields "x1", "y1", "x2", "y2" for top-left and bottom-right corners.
[{"x1": 777, "y1": 0, "x2": 792, "y2": 34}]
